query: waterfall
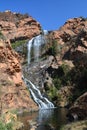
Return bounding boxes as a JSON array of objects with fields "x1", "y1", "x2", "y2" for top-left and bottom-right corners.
[
  {"x1": 27, "y1": 33, "x2": 47, "y2": 64},
  {"x1": 27, "y1": 37, "x2": 34, "y2": 65},
  {"x1": 22, "y1": 76, "x2": 54, "y2": 109},
  {"x1": 25, "y1": 30, "x2": 54, "y2": 109}
]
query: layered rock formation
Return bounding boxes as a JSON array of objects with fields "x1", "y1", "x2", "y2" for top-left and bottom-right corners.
[
  {"x1": 43, "y1": 17, "x2": 87, "y2": 111},
  {"x1": 49, "y1": 17, "x2": 87, "y2": 57},
  {"x1": 0, "y1": 11, "x2": 42, "y2": 113},
  {"x1": 0, "y1": 11, "x2": 47, "y2": 115},
  {"x1": 0, "y1": 10, "x2": 41, "y2": 42}
]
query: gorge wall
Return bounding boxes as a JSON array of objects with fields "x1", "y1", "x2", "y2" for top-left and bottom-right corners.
[
  {"x1": 0, "y1": 39, "x2": 38, "y2": 113},
  {"x1": 0, "y1": 11, "x2": 42, "y2": 113},
  {"x1": 0, "y1": 10, "x2": 41, "y2": 41},
  {"x1": 43, "y1": 17, "x2": 87, "y2": 119}
]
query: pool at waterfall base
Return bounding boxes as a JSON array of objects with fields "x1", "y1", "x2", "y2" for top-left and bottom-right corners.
[{"x1": 18, "y1": 108, "x2": 68, "y2": 130}]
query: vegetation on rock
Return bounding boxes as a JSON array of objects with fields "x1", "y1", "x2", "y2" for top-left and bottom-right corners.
[{"x1": 60, "y1": 120, "x2": 87, "y2": 130}]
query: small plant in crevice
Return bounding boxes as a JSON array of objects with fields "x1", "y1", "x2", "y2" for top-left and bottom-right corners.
[
  {"x1": 0, "y1": 31, "x2": 5, "y2": 40},
  {"x1": 11, "y1": 39, "x2": 28, "y2": 49},
  {"x1": 46, "y1": 38, "x2": 62, "y2": 57},
  {"x1": 11, "y1": 39, "x2": 28, "y2": 58},
  {"x1": 49, "y1": 40, "x2": 58, "y2": 56},
  {"x1": 53, "y1": 78, "x2": 62, "y2": 90}
]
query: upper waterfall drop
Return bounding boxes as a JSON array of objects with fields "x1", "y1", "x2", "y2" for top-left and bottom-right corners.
[{"x1": 27, "y1": 31, "x2": 47, "y2": 64}]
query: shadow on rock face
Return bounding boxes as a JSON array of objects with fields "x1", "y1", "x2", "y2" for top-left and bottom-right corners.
[{"x1": 36, "y1": 124, "x2": 55, "y2": 130}]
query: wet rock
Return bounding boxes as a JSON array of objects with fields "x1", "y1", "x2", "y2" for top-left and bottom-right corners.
[
  {"x1": 36, "y1": 124, "x2": 55, "y2": 130},
  {"x1": 68, "y1": 92, "x2": 87, "y2": 120}
]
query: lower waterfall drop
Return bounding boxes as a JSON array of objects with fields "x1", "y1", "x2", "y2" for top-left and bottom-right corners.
[{"x1": 22, "y1": 76, "x2": 54, "y2": 109}]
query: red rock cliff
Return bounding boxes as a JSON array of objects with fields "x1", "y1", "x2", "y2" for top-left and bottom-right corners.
[
  {"x1": 0, "y1": 11, "x2": 41, "y2": 41},
  {"x1": 0, "y1": 11, "x2": 41, "y2": 113},
  {"x1": 0, "y1": 39, "x2": 38, "y2": 113}
]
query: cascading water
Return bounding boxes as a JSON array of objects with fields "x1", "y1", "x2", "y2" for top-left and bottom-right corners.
[
  {"x1": 22, "y1": 76, "x2": 54, "y2": 109},
  {"x1": 24, "y1": 31, "x2": 54, "y2": 109},
  {"x1": 27, "y1": 34, "x2": 46, "y2": 64}
]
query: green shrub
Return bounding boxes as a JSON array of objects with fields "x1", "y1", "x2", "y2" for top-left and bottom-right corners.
[
  {"x1": 11, "y1": 39, "x2": 27, "y2": 49},
  {"x1": 53, "y1": 78, "x2": 62, "y2": 90},
  {"x1": 0, "y1": 122, "x2": 6, "y2": 130},
  {"x1": 0, "y1": 122, "x2": 13, "y2": 130},
  {"x1": 5, "y1": 122, "x2": 13, "y2": 130},
  {"x1": 47, "y1": 86, "x2": 58, "y2": 100},
  {"x1": 0, "y1": 31, "x2": 5, "y2": 40},
  {"x1": 47, "y1": 40, "x2": 59, "y2": 56},
  {"x1": 51, "y1": 40, "x2": 58, "y2": 56},
  {"x1": 53, "y1": 63, "x2": 72, "y2": 90}
]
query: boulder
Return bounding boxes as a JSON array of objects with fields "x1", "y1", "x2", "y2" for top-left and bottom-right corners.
[{"x1": 67, "y1": 92, "x2": 87, "y2": 120}]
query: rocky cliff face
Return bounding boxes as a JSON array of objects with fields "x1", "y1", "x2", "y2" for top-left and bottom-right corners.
[
  {"x1": 0, "y1": 11, "x2": 41, "y2": 42},
  {"x1": 0, "y1": 39, "x2": 38, "y2": 113},
  {"x1": 0, "y1": 11, "x2": 41, "y2": 113},
  {"x1": 68, "y1": 92, "x2": 87, "y2": 120},
  {"x1": 42, "y1": 17, "x2": 87, "y2": 119},
  {"x1": 49, "y1": 17, "x2": 87, "y2": 56}
]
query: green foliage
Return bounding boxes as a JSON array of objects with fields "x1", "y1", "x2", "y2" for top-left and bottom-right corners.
[
  {"x1": 72, "y1": 65, "x2": 87, "y2": 88},
  {"x1": 0, "y1": 31, "x2": 5, "y2": 40},
  {"x1": 11, "y1": 39, "x2": 28, "y2": 58},
  {"x1": 0, "y1": 31, "x2": 2, "y2": 36},
  {"x1": 48, "y1": 40, "x2": 59, "y2": 56},
  {"x1": 11, "y1": 39, "x2": 27, "y2": 49},
  {"x1": 61, "y1": 63, "x2": 69, "y2": 74},
  {"x1": 59, "y1": 62, "x2": 87, "y2": 102},
  {"x1": 46, "y1": 35, "x2": 63, "y2": 57},
  {"x1": 51, "y1": 40, "x2": 58, "y2": 56},
  {"x1": 47, "y1": 86, "x2": 58, "y2": 100},
  {"x1": 53, "y1": 78, "x2": 62, "y2": 90},
  {"x1": 53, "y1": 63, "x2": 72, "y2": 90},
  {"x1": 0, "y1": 122, "x2": 13, "y2": 130},
  {"x1": 0, "y1": 122, "x2": 7, "y2": 130},
  {"x1": 5, "y1": 122, "x2": 13, "y2": 130}
]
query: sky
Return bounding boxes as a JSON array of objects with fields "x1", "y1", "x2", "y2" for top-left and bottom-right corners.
[{"x1": 0, "y1": 0, "x2": 87, "y2": 30}]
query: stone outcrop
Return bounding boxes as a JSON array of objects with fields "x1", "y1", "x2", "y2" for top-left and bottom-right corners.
[
  {"x1": 0, "y1": 11, "x2": 42, "y2": 114},
  {"x1": 61, "y1": 120, "x2": 87, "y2": 130},
  {"x1": 43, "y1": 17, "x2": 87, "y2": 110},
  {"x1": 68, "y1": 92, "x2": 87, "y2": 120},
  {"x1": 0, "y1": 39, "x2": 38, "y2": 113},
  {"x1": 0, "y1": 11, "x2": 41, "y2": 42},
  {"x1": 49, "y1": 17, "x2": 87, "y2": 59}
]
